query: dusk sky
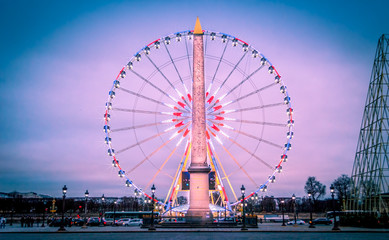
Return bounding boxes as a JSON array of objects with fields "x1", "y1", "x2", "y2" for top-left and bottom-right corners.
[{"x1": 1, "y1": 0, "x2": 388, "y2": 199}]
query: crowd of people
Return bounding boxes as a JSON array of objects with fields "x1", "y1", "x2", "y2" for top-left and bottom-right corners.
[{"x1": 20, "y1": 216, "x2": 39, "y2": 227}]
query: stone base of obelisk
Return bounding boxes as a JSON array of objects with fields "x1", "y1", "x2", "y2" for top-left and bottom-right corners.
[
  {"x1": 186, "y1": 166, "x2": 213, "y2": 225},
  {"x1": 185, "y1": 210, "x2": 213, "y2": 225}
]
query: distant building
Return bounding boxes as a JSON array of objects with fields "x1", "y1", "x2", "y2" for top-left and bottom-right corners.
[{"x1": 0, "y1": 191, "x2": 52, "y2": 199}]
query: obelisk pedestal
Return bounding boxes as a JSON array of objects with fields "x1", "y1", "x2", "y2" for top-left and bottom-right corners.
[{"x1": 186, "y1": 17, "x2": 213, "y2": 224}]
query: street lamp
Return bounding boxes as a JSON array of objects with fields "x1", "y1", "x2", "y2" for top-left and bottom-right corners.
[
  {"x1": 41, "y1": 200, "x2": 47, "y2": 227},
  {"x1": 82, "y1": 190, "x2": 89, "y2": 228},
  {"x1": 308, "y1": 191, "x2": 315, "y2": 228},
  {"x1": 85, "y1": 190, "x2": 89, "y2": 215},
  {"x1": 149, "y1": 184, "x2": 156, "y2": 231},
  {"x1": 241, "y1": 185, "x2": 248, "y2": 231},
  {"x1": 292, "y1": 194, "x2": 297, "y2": 226},
  {"x1": 113, "y1": 200, "x2": 117, "y2": 226},
  {"x1": 134, "y1": 190, "x2": 140, "y2": 211},
  {"x1": 10, "y1": 196, "x2": 14, "y2": 226},
  {"x1": 144, "y1": 197, "x2": 151, "y2": 211},
  {"x1": 101, "y1": 194, "x2": 105, "y2": 225},
  {"x1": 224, "y1": 200, "x2": 227, "y2": 219},
  {"x1": 330, "y1": 185, "x2": 340, "y2": 231},
  {"x1": 281, "y1": 199, "x2": 286, "y2": 226},
  {"x1": 58, "y1": 185, "x2": 67, "y2": 232}
]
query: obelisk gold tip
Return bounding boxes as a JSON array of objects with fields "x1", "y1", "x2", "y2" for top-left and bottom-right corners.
[{"x1": 194, "y1": 17, "x2": 203, "y2": 35}]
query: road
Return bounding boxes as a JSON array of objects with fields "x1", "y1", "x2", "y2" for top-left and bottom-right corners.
[{"x1": 0, "y1": 232, "x2": 388, "y2": 240}]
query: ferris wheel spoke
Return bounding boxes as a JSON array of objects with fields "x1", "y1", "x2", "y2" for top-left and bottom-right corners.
[
  {"x1": 118, "y1": 87, "x2": 169, "y2": 108},
  {"x1": 208, "y1": 102, "x2": 284, "y2": 116},
  {"x1": 116, "y1": 127, "x2": 174, "y2": 154},
  {"x1": 128, "y1": 125, "x2": 188, "y2": 175},
  {"x1": 227, "y1": 137, "x2": 274, "y2": 170},
  {"x1": 210, "y1": 51, "x2": 248, "y2": 100},
  {"x1": 207, "y1": 142, "x2": 234, "y2": 203},
  {"x1": 111, "y1": 117, "x2": 189, "y2": 133},
  {"x1": 165, "y1": 140, "x2": 191, "y2": 205},
  {"x1": 227, "y1": 82, "x2": 277, "y2": 106},
  {"x1": 234, "y1": 128, "x2": 283, "y2": 149},
  {"x1": 233, "y1": 102, "x2": 285, "y2": 113},
  {"x1": 219, "y1": 65, "x2": 265, "y2": 103},
  {"x1": 113, "y1": 107, "x2": 179, "y2": 116},
  {"x1": 207, "y1": 126, "x2": 258, "y2": 188},
  {"x1": 145, "y1": 54, "x2": 191, "y2": 110},
  {"x1": 130, "y1": 69, "x2": 179, "y2": 104},
  {"x1": 184, "y1": 37, "x2": 193, "y2": 81},
  {"x1": 210, "y1": 120, "x2": 283, "y2": 149},
  {"x1": 111, "y1": 122, "x2": 164, "y2": 132},
  {"x1": 127, "y1": 137, "x2": 177, "y2": 175},
  {"x1": 206, "y1": 40, "x2": 229, "y2": 96},
  {"x1": 163, "y1": 43, "x2": 192, "y2": 108},
  {"x1": 145, "y1": 144, "x2": 178, "y2": 191},
  {"x1": 164, "y1": 43, "x2": 185, "y2": 85},
  {"x1": 208, "y1": 140, "x2": 238, "y2": 201},
  {"x1": 211, "y1": 118, "x2": 286, "y2": 128},
  {"x1": 220, "y1": 142, "x2": 258, "y2": 188}
]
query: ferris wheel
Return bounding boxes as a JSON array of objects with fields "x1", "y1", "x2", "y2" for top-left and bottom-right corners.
[{"x1": 103, "y1": 29, "x2": 294, "y2": 212}]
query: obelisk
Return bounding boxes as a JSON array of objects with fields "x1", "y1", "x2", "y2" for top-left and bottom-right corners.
[{"x1": 186, "y1": 17, "x2": 212, "y2": 223}]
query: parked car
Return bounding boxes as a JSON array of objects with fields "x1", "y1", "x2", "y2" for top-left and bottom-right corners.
[
  {"x1": 71, "y1": 218, "x2": 85, "y2": 226},
  {"x1": 264, "y1": 214, "x2": 289, "y2": 222},
  {"x1": 214, "y1": 217, "x2": 236, "y2": 223},
  {"x1": 48, "y1": 219, "x2": 62, "y2": 227},
  {"x1": 312, "y1": 218, "x2": 332, "y2": 225},
  {"x1": 125, "y1": 218, "x2": 143, "y2": 226},
  {"x1": 87, "y1": 217, "x2": 106, "y2": 226},
  {"x1": 115, "y1": 218, "x2": 129, "y2": 226},
  {"x1": 287, "y1": 219, "x2": 305, "y2": 225}
]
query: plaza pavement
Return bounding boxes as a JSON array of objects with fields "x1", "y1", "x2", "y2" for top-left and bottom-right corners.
[{"x1": 0, "y1": 222, "x2": 388, "y2": 233}]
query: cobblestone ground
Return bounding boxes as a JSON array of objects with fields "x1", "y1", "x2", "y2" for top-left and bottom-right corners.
[
  {"x1": 0, "y1": 223, "x2": 388, "y2": 240},
  {"x1": 0, "y1": 232, "x2": 388, "y2": 240}
]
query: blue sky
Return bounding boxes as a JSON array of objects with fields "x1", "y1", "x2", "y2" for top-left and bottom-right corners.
[{"x1": 0, "y1": 0, "x2": 388, "y2": 199}]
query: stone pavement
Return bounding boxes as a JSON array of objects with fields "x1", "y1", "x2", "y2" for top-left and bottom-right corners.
[{"x1": 0, "y1": 223, "x2": 388, "y2": 233}]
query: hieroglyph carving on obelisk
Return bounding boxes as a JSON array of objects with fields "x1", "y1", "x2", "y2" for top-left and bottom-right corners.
[{"x1": 186, "y1": 17, "x2": 212, "y2": 223}]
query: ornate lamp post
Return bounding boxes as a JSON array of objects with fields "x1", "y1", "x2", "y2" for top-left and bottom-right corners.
[
  {"x1": 58, "y1": 185, "x2": 67, "y2": 232},
  {"x1": 82, "y1": 190, "x2": 89, "y2": 228},
  {"x1": 292, "y1": 194, "x2": 297, "y2": 226},
  {"x1": 255, "y1": 194, "x2": 258, "y2": 213},
  {"x1": 281, "y1": 199, "x2": 286, "y2": 226},
  {"x1": 308, "y1": 191, "x2": 315, "y2": 228},
  {"x1": 241, "y1": 185, "x2": 248, "y2": 231},
  {"x1": 134, "y1": 190, "x2": 140, "y2": 211},
  {"x1": 101, "y1": 194, "x2": 105, "y2": 225},
  {"x1": 41, "y1": 201, "x2": 47, "y2": 227},
  {"x1": 224, "y1": 200, "x2": 227, "y2": 219},
  {"x1": 149, "y1": 184, "x2": 156, "y2": 231},
  {"x1": 144, "y1": 197, "x2": 151, "y2": 211},
  {"x1": 330, "y1": 185, "x2": 340, "y2": 231},
  {"x1": 85, "y1": 190, "x2": 89, "y2": 216},
  {"x1": 113, "y1": 200, "x2": 117, "y2": 226},
  {"x1": 10, "y1": 197, "x2": 14, "y2": 226}
]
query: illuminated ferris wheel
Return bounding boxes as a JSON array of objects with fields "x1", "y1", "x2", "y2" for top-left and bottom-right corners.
[{"x1": 103, "y1": 29, "x2": 294, "y2": 213}]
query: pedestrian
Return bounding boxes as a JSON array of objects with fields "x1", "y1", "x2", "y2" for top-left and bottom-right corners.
[
  {"x1": 31, "y1": 217, "x2": 34, "y2": 227},
  {"x1": 21, "y1": 216, "x2": 25, "y2": 228},
  {"x1": 0, "y1": 216, "x2": 5, "y2": 229}
]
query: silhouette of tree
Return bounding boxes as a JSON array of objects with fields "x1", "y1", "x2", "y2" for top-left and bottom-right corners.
[
  {"x1": 332, "y1": 174, "x2": 351, "y2": 208},
  {"x1": 304, "y1": 176, "x2": 326, "y2": 203}
]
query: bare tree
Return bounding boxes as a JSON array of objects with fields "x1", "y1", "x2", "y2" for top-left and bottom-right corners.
[
  {"x1": 332, "y1": 174, "x2": 351, "y2": 203},
  {"x1": 304, "y1": 176, "x2": 326, "y2": 203}
]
